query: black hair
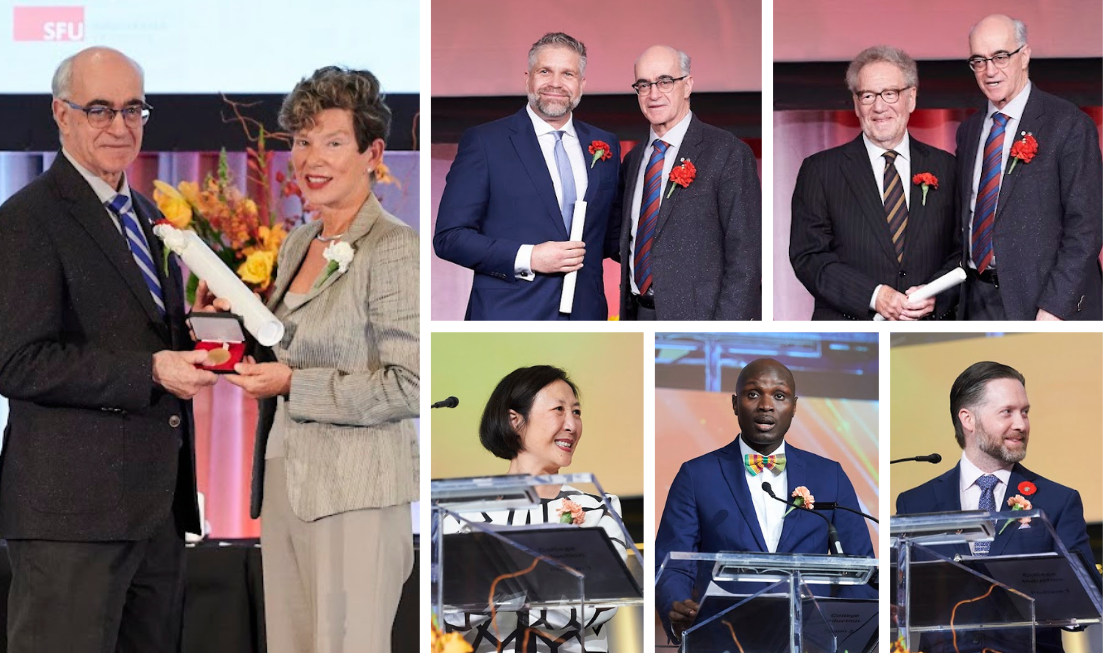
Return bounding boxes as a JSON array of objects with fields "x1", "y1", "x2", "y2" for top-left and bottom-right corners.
[{"x1": 479, "y1": 365, "x2": 580, "y2": 460}]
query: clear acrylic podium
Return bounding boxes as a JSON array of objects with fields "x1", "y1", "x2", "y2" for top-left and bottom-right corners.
[
  {"x1": 430, "y1": 473, "x2": 644, "y2": 646},
  {"x1": 891, "y1": 509, "x2": 1103, "y2": 652},
  {"x1": 657, "y1": 551, "x2": 878, "y2": 652}
]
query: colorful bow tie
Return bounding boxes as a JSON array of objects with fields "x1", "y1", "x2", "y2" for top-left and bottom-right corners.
[{"x1": 745, "y1": 453, "x2": 786, "y2": 476}]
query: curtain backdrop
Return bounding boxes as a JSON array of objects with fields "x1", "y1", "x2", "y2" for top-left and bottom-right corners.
[
  {"x1": 773, "y1": 106, "x2": 1103, "y2": 321},
  {"x1": 0, "y1": 149, "x2": 420, "y2": 537}
]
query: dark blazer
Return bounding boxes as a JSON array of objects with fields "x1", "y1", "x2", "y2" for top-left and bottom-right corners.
[
  {"x1": 655, "y1": 436, "x2": 875, "y2": 641},
  {"x1": 433, "y1": 108, "x2": 621, "y2": 320},
  {"x1": 896, "y1": 462, "x2": 1099, "y2": 653},
  {"x1": 618, "y1": 115, "x2": 761, "y2": 320},
  {"x1": 955, "y1": 86, "x2": 1103, "y2": 320},
  {"x1": 0, "y1": 154, "x2": 200, "y2": 541},
  {"x1": 790, "y1": 134, "x2": 960, "y2": 320}
]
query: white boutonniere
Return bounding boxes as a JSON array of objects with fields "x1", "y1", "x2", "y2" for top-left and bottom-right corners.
[{"x1": 315, "y1": 241, "x2": 355, "y2": 288}]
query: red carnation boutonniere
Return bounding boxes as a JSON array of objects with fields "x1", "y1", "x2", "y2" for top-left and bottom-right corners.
[
  {"x1": 911, "y1": 172, "x2": 939, "y2": 206},
  {"x1": 666, "y1": 158, "x2": 696, "y2": 198},
  {"x1": 1007, "y1": 132, "x2": 1038, "y2": 175},
  {"x1": 588, "y1": 140, "x2": 612, "y2": 168}
]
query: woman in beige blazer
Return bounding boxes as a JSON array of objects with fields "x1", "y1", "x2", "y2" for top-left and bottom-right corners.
[{"x1": 203, "y1": 66, "x2": 419, "y2": 653}]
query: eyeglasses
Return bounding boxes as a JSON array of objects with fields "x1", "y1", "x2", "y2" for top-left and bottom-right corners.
[
  {"x1": 631, "y1": 75, "x2": 687, "y2": 95},
  {"x1": 63, "y1": 100, "x2": 151, "y2": 128},
  {"x1": 967, "y1": 45, "x2": 1025, "y2": 72},
  {"x1": 855, "y1": 87, "x2": 912, "y2": 106}
]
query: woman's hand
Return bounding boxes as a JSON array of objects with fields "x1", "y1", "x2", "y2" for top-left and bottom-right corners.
[
  {"x1": 224, "y1": 360, "x2": 292, "y2": 399},
  {"x1": 192, "y1": 280, "x2": 232, "y2": 313}
]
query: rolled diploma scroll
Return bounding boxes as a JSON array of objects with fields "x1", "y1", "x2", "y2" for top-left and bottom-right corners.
[
  {"x1": 558, "y1": 200, "x2": 587, "y2": 314},
  {"x1": 873, "y1": 267, "x2": 968, "y2": 321},
  {"x1": 153, "y1": 225, "x2": 285, "y2": 346}
]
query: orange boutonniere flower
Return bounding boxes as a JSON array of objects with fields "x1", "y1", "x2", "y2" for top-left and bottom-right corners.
[
  {"x1": 557, "y1": 498, "x2": 585, "y2": 525},
  {"x1": 999, "y1": 494, "x2": 1033, "y2": 534},
  {"x1": 784, "y1": 486, "x2": 815, "y2": 517},
  {"x1": 1007, "y1": 132, "x2": 1038, "y2": 174},
  {"x1": 666, "y1": 158, "x2": 696, "y2": 198},
  {"x1": 588, "y1": 140, "x2": 612, "y2": 168},
  {"x1": 911, "y1": 172, "x2": 939, "y2": 206}
]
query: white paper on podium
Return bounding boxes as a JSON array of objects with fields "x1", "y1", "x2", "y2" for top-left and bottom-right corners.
[
  {"x1": 153, "y1": 225, "x2": 285, "y2": 346},
  {"x1": 873, "y1": 267, "x2": 967, "y2": 321},
  {"x1": 558, "y1": 200, "x2": 587, "y2": 314}
]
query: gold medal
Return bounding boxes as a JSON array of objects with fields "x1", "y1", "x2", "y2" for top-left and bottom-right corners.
[{"x1": 206, "y1": 348, "x2": 231, "y2": 366}]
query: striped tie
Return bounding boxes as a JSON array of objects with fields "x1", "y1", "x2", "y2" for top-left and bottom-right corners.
[
  {"x1": 633, "y1": 139, "x2": 669, "y2": 295},
  {"x1": 883, "y1": 150, "x2": 908, "y2": 263},
  {"x1": 974, "y1": 474, "x2": 999, "y2": 555},
  {"x1": 106, "y1": 194, "x2": 165, "y2": 316},
  {"x1": 971, "y1": 112, "x2": 1009, "y2": 273}
]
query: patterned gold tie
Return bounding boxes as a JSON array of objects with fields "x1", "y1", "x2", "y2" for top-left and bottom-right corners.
[{"x1": 883, "y1": 150, "x2": 908, "y2": 262}]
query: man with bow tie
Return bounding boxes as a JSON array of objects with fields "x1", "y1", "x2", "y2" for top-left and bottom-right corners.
[{"x1": 654, "y1": 358, "x2": 875, "y2": 644}]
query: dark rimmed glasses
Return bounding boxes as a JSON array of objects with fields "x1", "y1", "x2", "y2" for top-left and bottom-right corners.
[{"x1": 63, "y1": 100, "x2": 152, "y2": 128}]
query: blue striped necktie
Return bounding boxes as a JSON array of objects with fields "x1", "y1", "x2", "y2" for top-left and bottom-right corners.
[
  {"x1": 634, "y1": 139, "x2": 669, "y2": 294},
  {"x1": 971, "y1": 112, "x2": 1009, "y2": 272},
  {"x1": 106, "y1": 193, "x2": 165, "y2": 316}
]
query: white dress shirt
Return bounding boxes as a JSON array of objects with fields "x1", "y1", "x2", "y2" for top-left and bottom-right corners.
[
  {"x1": 513, "y1": 104, "x2": 589, "y2": 280},
  {"x1": 862, "y1": 132, "x2": 912, "y2": 310},
  {"x1": 968, "y1": 81, "x2": 1032, "y2": 270},
  {"x1": 739, "y1": 437, "x2": 788, "y2": 553},
  {"x1": 62, "y1": 148, "x2": 131, "y2": 235},
  {"x1": 628, "y1": 110, "x2": 694, "y2": 295},
  {"x1": 958, "y1": 451, "x2": 1013, "y2": 554}
]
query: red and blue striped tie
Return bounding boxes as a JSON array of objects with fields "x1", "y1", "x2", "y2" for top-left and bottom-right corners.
[
  {"x1": 633, "y1": 139, "x2": 669, "y2": 294},
  {"x1": 971, "y1": 112, "x2": 1009, "y2": 273}
]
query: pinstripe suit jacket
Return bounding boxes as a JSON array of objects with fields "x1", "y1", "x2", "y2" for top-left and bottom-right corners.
[
  {"x1": 790, "y1": 134, "x2": 960, "y2": 320},
  {"x1": 249, "y1": 194, "x2": 420, "y2": 521}
]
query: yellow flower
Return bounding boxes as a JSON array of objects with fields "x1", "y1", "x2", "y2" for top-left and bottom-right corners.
[
  {"x1": 374, "y1": 161, "x2": 401, "y2": 188},
  {"x1": 152, "y1": 180, "x2": 193, "y2": 229},
  {"x1": 258, "y1": 224, "x2": 288, "y2": 253},
  {"x1": 237, "y1": 250, "x2": 275, "y2": 290},
  {"x1": 177, "y1": 180, "x2": 201, "y2": 206},
  {"x1": 436, "y1": 632, "x2": 472, "y2": 653},
  {"x1": 243, "y1": 198, "x2": 259, "y2": 217}
]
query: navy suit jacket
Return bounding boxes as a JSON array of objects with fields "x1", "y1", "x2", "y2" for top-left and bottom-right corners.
[
  {"x1": 955, "y1": 86, "x2": 1103, "y2": 320},
  {"x1": 896, "y1": 462, "x2": 1099, "y2": 653},
  {"x1": 434, "y1": 108, "x2": 621, "y2": 320},
  {"x1": 655, "y1": 436, "x2": 875, "y2": 640}
]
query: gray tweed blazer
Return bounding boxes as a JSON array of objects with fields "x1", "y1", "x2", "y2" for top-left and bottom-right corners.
[{"x1": 249, "y1": 193, "x2": 420, "y2": 521}]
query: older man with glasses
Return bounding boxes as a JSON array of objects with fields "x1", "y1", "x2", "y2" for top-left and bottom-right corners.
[
  {"x1": 790, "y1": 45, "x2": 961, "y2": 321},
  {"x1": 955, "y1": 14, "x2": 1102, "y2": 321},
  {"x1": 0, "y1": 46, "x2": 215, "y2": 652},
  {"x1": 617, "y1": 45, "x2": 761, "y2": 321}
]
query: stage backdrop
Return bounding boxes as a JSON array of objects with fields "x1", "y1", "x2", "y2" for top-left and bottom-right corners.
[
  {"x1": 772, "y1": 0, "x2": 1103, "y2": 320},
  {"x1": 0, "y1": 149, "x2": 420, "y2": 538},
  {"x1": 655, "y1": 332, "x2": 880, "y2": 555},
  {"x1": 431, "y1": 332, "x2": 643, "y2": 499},
  {"x1": 890, "y1": 332, "x2": 1103, "y2": 523}
]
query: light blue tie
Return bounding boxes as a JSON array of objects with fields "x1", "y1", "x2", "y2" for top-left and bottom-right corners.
[
  {"x1": 552, "y1": 130, "x2": 577, "y2": 233},
  {"x1": 106, "y1": 193, "x2": 165, "y2": 316},
  {"x1": 975, "y1": 474, "x2": 999, "y2": 556}
]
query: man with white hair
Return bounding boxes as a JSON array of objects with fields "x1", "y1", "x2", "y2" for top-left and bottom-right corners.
[
  {"x1": 956, "y1": 14, "x2": 1102, "y2": 320},
  {"x1": 618, "y1": 45, "x2": 761, "y2": 320},
  {"x1": 435, "y1": 32, "x2": 622, "y2": 320},
  {"x1": 0, "y1": 47, "x2": 215, "y2": 651}
]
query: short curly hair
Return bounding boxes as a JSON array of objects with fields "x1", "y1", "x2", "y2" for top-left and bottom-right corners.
[{"x1": 278, "y1": 66, "x2": 392, "y2": 153}]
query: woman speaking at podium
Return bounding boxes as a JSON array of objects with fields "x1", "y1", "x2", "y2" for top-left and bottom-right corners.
[{"x1": 444, "y1": 365, "x2": 626, "y2": 653}]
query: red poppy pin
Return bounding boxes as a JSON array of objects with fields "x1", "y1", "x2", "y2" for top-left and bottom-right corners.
[
  {"x1": 1007, "y1": 132, "x2": 1038, "y2": 175},
  {"x1": 1017, "y1": 481, "x2": 1037, "y2": 496},
  {"x1": 588, "y1": 140, "x2": 612, "y2": 168},
  {"x1": 911, "y1": 172, "x2": 939, "y2": 206},
  {"x1": 666, "y1": 159, "x2": 696, "y2": 198}
]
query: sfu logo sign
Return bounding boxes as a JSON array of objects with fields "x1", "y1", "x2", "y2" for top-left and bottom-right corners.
[{"x1": 13, "y1": 6, "x2": 85, "y2": 41}]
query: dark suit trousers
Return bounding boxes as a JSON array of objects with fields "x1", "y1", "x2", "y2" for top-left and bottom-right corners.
[
  {"x1": 6, "y1": 514, "x2": 185, "y2": 653},
  {"x1": 962, "y1": 277, "x2": 1008, "y2": 320}
]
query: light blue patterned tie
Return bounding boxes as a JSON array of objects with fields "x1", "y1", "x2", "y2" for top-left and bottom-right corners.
[
  {"x1": 552, "y1": 130, "x2": 577, "y2": 233},
  {"x1": 106, "y1": 193, "x2": 165, "y2": 316},
  {"x1": 974, "y1": 474, "x2": 999, "y2": 555}
]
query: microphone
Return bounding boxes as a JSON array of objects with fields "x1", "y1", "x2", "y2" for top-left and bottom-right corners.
[
  {"x1": 761, "y1": 481, "x2": 844, "y2": 555},
  {"x1": 890, "y1": 453, "x2": 942, "y2": 465},
  {"x1": 811, "y1": 501, "x2": 879, "y2": 524},
  {"x1": 431, "y1": 396, "x2": 459, "y2": 409}
]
